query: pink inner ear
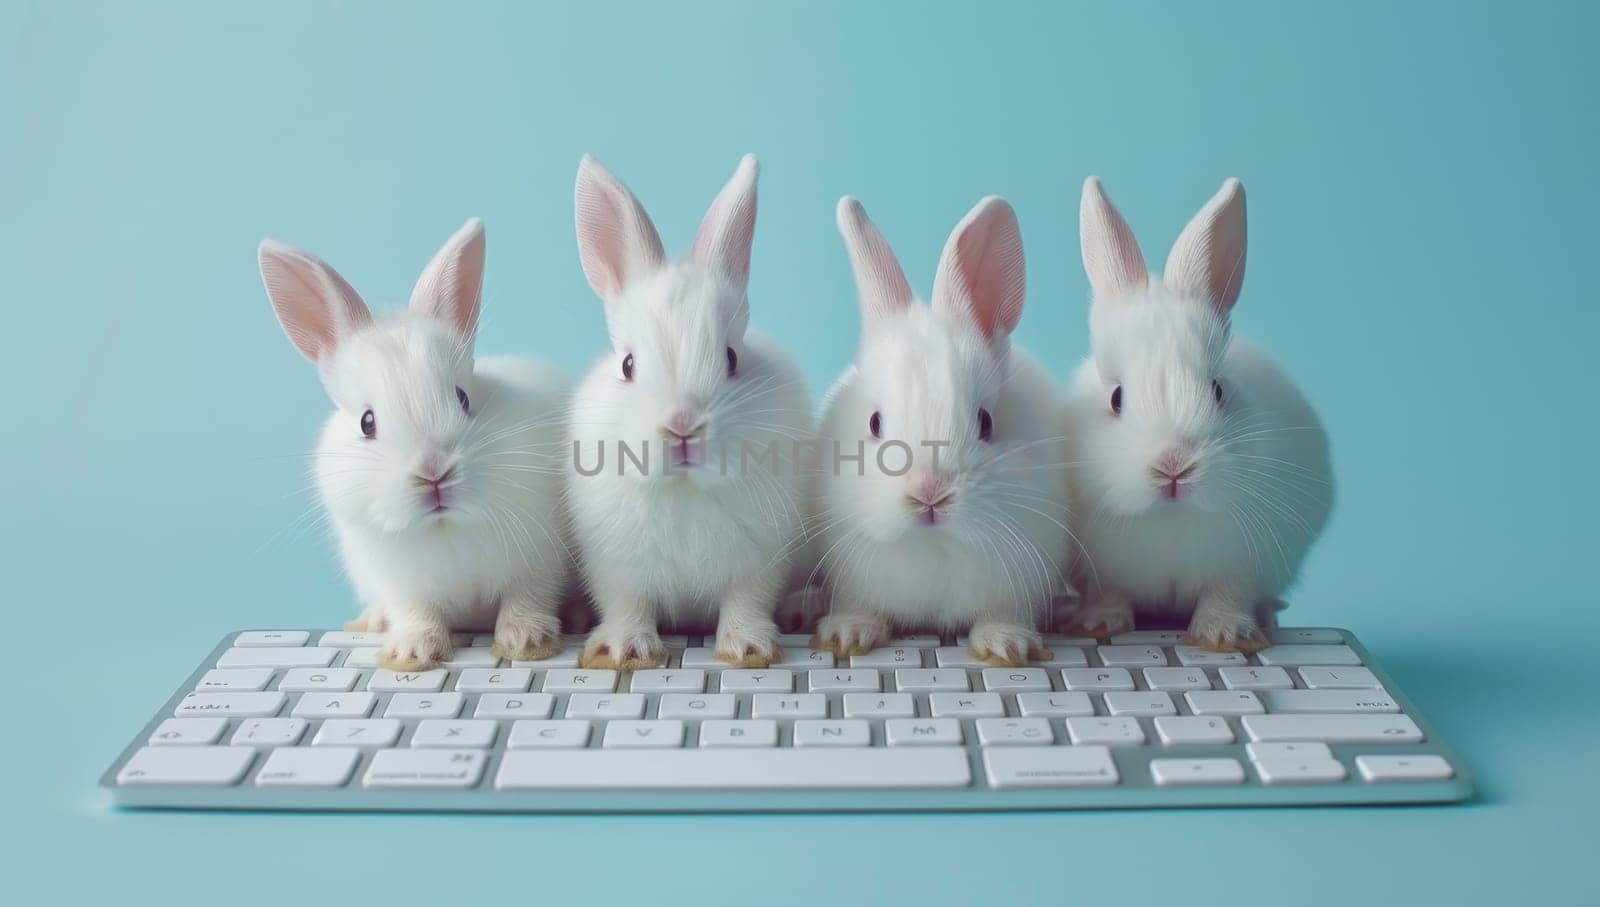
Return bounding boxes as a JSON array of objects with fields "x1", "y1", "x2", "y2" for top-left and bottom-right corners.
[
  {"x1": 574, "y1": 155, "x2": 666, "y2": 301},
  {"x1": 836, "y1": 197, "x2": 913, "y2": 327},
  {"x1": 692, "y1": 154, "x2": 759, "y2": 290},
  {"x1": 258, "y1": 241, "x2": 371, "y2": 363},
  {"x1": 410, "y1": 218, "x2": 485, "y2": 338},
  {"x1": 1080, "y1": 177, "x2": 1148, "y2": 300},
  {"x1": 1164, "y1": 178, "x2": 1247, "y2": 316},
  {"x1": 932, "y1": 197, "x2": 1025, "y2": 340}
]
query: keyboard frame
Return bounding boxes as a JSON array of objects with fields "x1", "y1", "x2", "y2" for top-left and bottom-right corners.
[{"x1": 101, "y1": 628, "x2": 1473, "y2": 812}]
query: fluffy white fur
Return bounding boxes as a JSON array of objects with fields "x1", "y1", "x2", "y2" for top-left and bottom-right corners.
[
  {"x1": 810, "y1": 197, "x2": 1072, "y2": 666},
  {"x1": 1063, "y1": 177, "x2": 1333, "y2": 651},
  {"x1": 259, "y1": 220, "x2": 572, "y2": 671},
  {"x1": 567, "y1": 154, "x2": 812, "y2": 670}
]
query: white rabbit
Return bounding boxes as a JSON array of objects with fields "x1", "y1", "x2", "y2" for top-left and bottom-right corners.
[
  {"x1": 1063, "y1": 177, "x2": 1333, "y2": 651},
  {"x1": 809, "y1": 196, "x2": 1072, "y2": 666},
  {"x1": 259, "y1": 220, "x2": 573, "y2": 671},
  {"x1": 567, "y1": 154, "x2": 812, "y2": 670}
]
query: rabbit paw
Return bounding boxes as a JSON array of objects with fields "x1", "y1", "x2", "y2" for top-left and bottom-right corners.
[
  {"x1": 968, "y1": 622, "x2": 1052, "y2": 667},
  {"x1": 376, "y1": 625, "x2": 453, "y2": 671},
  {"x1": 490, "y1": 609, "x2": 562, "y2": 662},
  {"x1": 1186, "y1": 607, "x2": 1269, "y2": 654},
  {"x1": 1065, "y1": 599, "x2": 1135, "y2": 639},
  {"x1": 345, "y1": 607, "x2": 388, "y2": 633},
  {"x1": 774, "y1": 586, "x2": 828, "y2": 634},
  {"x1": 580, "y1": 623, "x2": 668, "y2": 670},
  {"x1": 813, "y1": 612, "x2": 891, "y2": 657},
  {"x1": 714, "y1": 624, "x2": 782, "y2": 668}
]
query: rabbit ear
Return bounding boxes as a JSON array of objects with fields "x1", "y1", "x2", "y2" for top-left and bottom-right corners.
[
  {"x1": 575, "y1": 154, "x2": 666, "y2": 302},
  {"x1": 258, "y1": 239, "x2": 372, "y2": 363},
  {"x1": 691, "y1": 154, "x2": 759, "y2": 291},
  {"x1": 1079, "y1": 177, "x2": 1148, "y2": 301},
  {"x1": 931, "y1": 196, "x2": 1026, "y2": 341},
  {"x1": 1164, "y1": 178, "x2": 1247, "y2": 316},
  {"x1": 836, "y1": 197, "x2": 913, "y2": 329},
  {"x1": 409, "y1": 218, "x2": 485, "y2": 339}
]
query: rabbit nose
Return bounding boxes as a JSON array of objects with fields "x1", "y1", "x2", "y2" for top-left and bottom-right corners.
[
  {"x1": 907, "y1": 472, "x2": 955, "y2": 507},
  {"x1": 663, "y1": 407, "x2": 705, "y2": 440},
  {"x1": 1154, "y1": 446, "x2": 1196, "y2": 479},
  {"x1": 416, "y1": 455, "x2": 453, "y2": 485}
]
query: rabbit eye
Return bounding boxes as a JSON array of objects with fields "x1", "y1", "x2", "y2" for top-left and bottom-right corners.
[
  {"x1": 869, "y1": 411, "x2": 882, "y2": 440},
  {"x1": 726, "y1": 347, "x2": 738, "y2": 377},
  {"x1": 1110, "y1": 385, "x2": 1123, "y2": 415},
  {"x1": 456, "y1": 386, "x2": 470, "y2": 413},
  {"x1": 978, "y1": 408, "x2": 993, "y2": 442},
  {"x1": 360, "y1": 409, "x2": 377, "y2": 439},
  {"x1": 621, "y1": 353, "x2": 635, "y2": 382},
  {"x1": 1212, "y1": 379, "x2": 1224, "y2": 406}
]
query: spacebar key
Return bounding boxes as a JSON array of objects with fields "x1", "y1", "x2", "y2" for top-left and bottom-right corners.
[{"x1": 496, "y1": 749, "x2": 971, "y2": 789}]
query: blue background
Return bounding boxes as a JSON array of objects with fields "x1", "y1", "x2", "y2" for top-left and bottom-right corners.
[{"x1": 4, "y1": 0, "x2": 1596, "y2": 902}]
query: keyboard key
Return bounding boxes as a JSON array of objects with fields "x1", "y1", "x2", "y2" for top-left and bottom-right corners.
[
  {"x1": 1014, "y1": 692, "x2": 1094, "y2": 717},
  {"x1": 384, "y1": 693, "x2": 464, "y2": 719},
  {"x1": 455, "y1": 668, "x2": 534, "y2": 693},
  {"x1": 1144, "y1": 667, "x2": 1211, "y2": 691},
  {"x1": 1271, "y1": 628, "x2": 1345, "y2": 644},
  {"x1": 629, "y1": 669, "x2": 706, "y2": 693},
  {"x1": 1103, "y1": 691, "x2": 1176, "y2": 717},
  {"x1": 1109, "y1": 630, "x2": 1186, "y2": 645},
  {"x1": 341, "y1": 648, "x2": 381, "y2": 668},
  {"x1": 808, "y1": 669, "x2": 881, "y2": 692},
  {"x1": 782, "y1": 647, "x2": 836, "y2": 668},
  {"x1": 1355, "y1": 754, "x2": 1454, "y2": 782},
  {"x1": 291, "y1": 692, "x2": 377, "y2": 719},
  {"x1": 1097, "y1": 645, "x2": 1167, "y2": 667},
  {"x1": 933, "y1": 647, "x2": 989, "y2": 668},
  {"x1": 313, "y1": 719, "x2": 402, "y2": 747},
  {"x1": 1064, "y1": 716, "x2": 1145, "y2": 745},
  {"x1": 255, "y1": 747, "x2": 360, "y2": 788},
  {"x1": 175, "y1": 692, "x2": 285, "y2": 718},
  {"x1": 496, "y1": 749, "x2": 972, "y2": 789},
  {"x1": 1246, "y1": 741, "x2": 1334, "y2": 762},
  {"x1": 511, "y1": 646, "x2": 582, "y2": 668},
  {"x1": 1256, "y1": 645, "x2": 1361, "y2": 666},
  {"x1": 793, "y1": 719, "x2": 871, "y2": 747},
  {"x1": 1042, "y1": 635, "x2": 1098, "y2": 646},
  {"x1": 1150, "y1": 758, "x2": 1245, "y2": 786},
  {"x1": 411, "y1": 719, "x2": 498, "y2": 748},
  {"x1": 1061, "y1": 668, "x2": 1135, "y2": 691},
  {"x1": 719, "y1": 669, "x2": 794, "y2": 692},
  {"x1": 895, "y1": 669, "x2": 970, "y2": 691},
  {"x1": 842, "y1": 692, "x2": 916, "y2": 718},
  {"x1": 148, "y1": 718, "x2": 227, "y2": 746},
  {"x1": 364, "y1": 750, "x2": 487, "y2": 788},
  {"x1": 1218, "y1": 666, "x2": 1294, "y2": 690},
  {"x1": 885, "y1": 718, "x2": 963, "y2": 746},
  {"x1": 1297, "y1": 666, "x2": 1382, "y2": 689},
  {"x1": 1242, "y1": 714, "x2": 1423, "y2": 743},
  {"x1": 603, "y1": 720, "x2": 685, "y2": 748},
  {"x1": 234, "y1": 631, "x2": 310, "y2": 647},
  {"x1": 117, "y1": 746, "x2": 255, "y2": 786},
  {"x1": 1254, "y1": 759, "x2": 1349, "y2": 784},
  {"x1": 1153, "y1": 716, "x2": 1234, "y2": 746},
  {"x1": 542, "y1": 669, "x2": 618, "y2": 693},
  {"x1": 975, "y1": 718, "x2": 1053, "y2": 745},
  {"x1": 279, "y1": 668, "x2": 361, "y2": 692},
  {"x1": 565, "y1": 693, "x2": 646, "y2": 720},
  {"x1": 1172, "y1": 646, "x2": 1247, "y2": 667},
  {"x1": 981, "y1": 668, "x2": 1051, "y2": 692},
  {"x1": 776, "y1": 634, "x2": 813, "y2": 647},
  {"x1": 507, "y1": 720, "x2": 591, "y2": 749},
  {"x1": 851, "y1": 647, "x2": 924, "y2": 668},
  {"x1": 751, "y1": 693, "x2": 827, "y2": 719},
  {"x1": 679, "y1": 648, "x2": 720, "y2": 668},
  {"x1": 890, "y1": 636, "x2": 941, "y2": 647},
  {"x1": 698, "y1": 719, "x2": 778, "y2": 748},
  {"x1": 229, "y1": 718, "x2": 307, "y2": 746},
  {"x1": 1034, "y1": 648, "x2": 1090, "y2": 668},
  {"x1": 367, "y1": 669, "x2": 448, "y2": 692},
  {"x1": 318, "y1": 631, "x2": 385, "y2": 647},
  {"x1": 928, "y1": 692, "x2": 1005, "y2": 717},
  {"x1": 983, "y1": 746, "x2": 1117, "y2": 788},
  {"x1": 195, "y1": 669, "x2": 274, "y2": 692},
  {"x1": 657, "y1": 693, "x2": 737, "y2": 720},
  {"x1": 1262, "y1": 689, "x2": 1399, "y2": 713},
  {"x1": 216, "y1": 647, "x2": 337, "y2": 670},
  {"x1": 1185, "y1": 690, "x2": 1265, "y2": 715},
  {"x1": 474, "y1": 693, "x2": 555, "y2": 719},
  {"x1": 442, "y1": 648, "x2": 499, "y2": 668}
]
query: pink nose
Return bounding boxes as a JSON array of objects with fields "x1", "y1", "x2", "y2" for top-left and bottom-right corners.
[
  {"x1": 909, "y1": 473, "x2": 954, "y2": 507},
  {"x1": 1155, "y1": 447, "x2": 1194, "y2": 479},
  {"x1": 418, "y1": 455, "x2": 450, "y2": 483},
  {"x1": 665, "y1": 407, "x2": 703, "y2": 439}
]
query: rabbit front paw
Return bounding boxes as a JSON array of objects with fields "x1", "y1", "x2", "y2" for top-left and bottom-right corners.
[
  {"x1": 376, "y1": 624, "x2": 454, "y2": 671},
  {"x1": 580, "y1": 623, "x2": 668, "y2": 670},
  {"x1": 1065, "y1": 598, "x2": 1135, "y2": 639},
  {"x1": 812, "y1": 612, "x2": 891, "y2": 657},
  {"x1": 1186, "y1": 606, "x2": 1269, "y2": 654},
  {"x1": 967, "y1": 621, "x2": 1051, "y2": 667},
  {"x1": 490, "y1": 608, "x2": 562, "y2": 663}
]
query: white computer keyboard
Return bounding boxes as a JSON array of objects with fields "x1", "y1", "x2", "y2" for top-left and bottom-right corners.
[{"x1": 101, "y1": 628, "x2": 1470, "y2": 812}]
